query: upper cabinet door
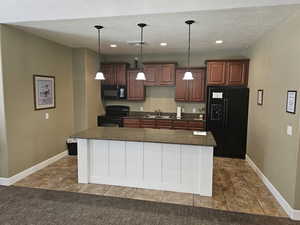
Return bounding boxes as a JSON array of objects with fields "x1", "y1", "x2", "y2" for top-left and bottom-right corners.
[
  {"x1": 175, "y1": 69, "x2": 189, "y2": 101},
  {"x1": 102, "y1": 64, "x2": 116, "y2": 85},
  {"x1": 206, "y1": 61, "x2": 226, "y2": 85},
  {"x1": 115, "y1": 63, "x2": 127, "y2": 86},
  {"x1": 144, "y1": 64, "x2": 159, "y2": 86},
  {"x1": 159, "y1": 64, "x2": 175, "y2": 85},
  {"x1": 226, "y1": 61, "x2": 249, "y2": 86},
  {"x1": 189, "y1": 69, "x2": 206, "y2": 102},
  {"x1": 127, "y1": 70, "x2": 145, "y2": 101}
]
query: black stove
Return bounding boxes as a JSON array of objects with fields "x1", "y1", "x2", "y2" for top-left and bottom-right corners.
[{"x1": 98, "y1": 105, "x2": 130, "y2": 127}]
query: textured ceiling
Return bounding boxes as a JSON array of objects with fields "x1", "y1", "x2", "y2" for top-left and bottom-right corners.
[
  {"x1": 11, "y1": 5, "x2": 300, "y2": 55},
  {"x1": 2, "y1": 0, "x2": 300, "y2": 23}
]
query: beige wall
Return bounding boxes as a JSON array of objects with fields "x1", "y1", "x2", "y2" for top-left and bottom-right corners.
[
  {"x1": 72, "y1": 48, "x2": 104, "y2": 132},
  {"x1": 1, "y1": 25, "x2": 74, "y2": 177},
  {"x1": 245, "y1": 13, "x2": 300, "y2": 209},
  {"x1": 0, "y1": 25, "x2": 9, "y2": 177},
  {"x1": 103, "y1": 51, "x2": 243, "y2": 113}
]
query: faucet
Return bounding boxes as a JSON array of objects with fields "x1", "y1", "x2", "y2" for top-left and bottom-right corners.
[{"x1": 155, "y1": 109, "x2": 162, "y2": 117}]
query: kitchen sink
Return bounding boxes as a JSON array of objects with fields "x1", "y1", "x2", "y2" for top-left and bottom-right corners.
[{"x1": 143, "y1": 115, "x2": 172, "y2": 119}]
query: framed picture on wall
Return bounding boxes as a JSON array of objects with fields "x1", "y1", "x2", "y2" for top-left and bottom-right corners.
[
  {"x1": 286, "y1": 90, "x2": 297, "y2": 114},
  {"x1": 257, "y1": 89, "x2": 263, "y2": 105},
  {"x1": 33, "y1": 75, "x2": 56, "y2": 110}
]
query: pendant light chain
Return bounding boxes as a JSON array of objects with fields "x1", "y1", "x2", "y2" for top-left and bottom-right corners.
[
  {"x1": 98, "y1": 28, "x2": 101, "y2": 71},
  {"x1": 140, "y1": 25, "x2": 144, "y2": 71},
  {"x1": 187, "y1": 23, "x2": 191, "y2": 70}
]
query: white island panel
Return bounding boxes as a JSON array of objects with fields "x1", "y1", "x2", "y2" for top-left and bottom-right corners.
[{"x1": 77, "y1": 138, "x2": 213, "y2": 196}]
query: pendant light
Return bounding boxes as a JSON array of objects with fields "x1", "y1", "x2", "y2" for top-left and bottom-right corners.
[
  {"x1": 94, "y1": 25, "x2": 105, "y2": 80},
  {"x1": 136, "y1": 23, "x2": 147, "y2": 80},
  {"x1": 183, "y1": 20, "x2": 195, "y2": 80}
]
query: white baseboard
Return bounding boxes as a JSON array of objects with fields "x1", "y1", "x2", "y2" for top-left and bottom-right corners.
[
  {"x1": 246, "y1": 154, "x2": 300, "y2": 221},
  {"x1": 0, "y1": 150, "x2": 68, "y2": 186}
]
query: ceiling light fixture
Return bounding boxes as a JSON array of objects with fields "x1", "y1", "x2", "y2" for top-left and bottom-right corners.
[
  {"x1": 136, "y1": 23, "x2": 147, "y2": 80},
  {"x1": 183, "y1": 20, "x2": 195, "y2": 80},
  {"x1": 94, "y1": 25, "x2": 105, "y2": 80},
  {"x1": 110, "y1": 44, "x2": 117, "y2": 48},
  {"x1": 216, "y1": 40, "x2": 223, "y2": 44},
  {"x1": 160, "y1": 42, "x2": 167, "y2": 46}
]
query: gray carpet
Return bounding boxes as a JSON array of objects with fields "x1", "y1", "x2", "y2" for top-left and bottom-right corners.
[{"x1": 0, "y1": 185, "x2": 299, "y2": 225}]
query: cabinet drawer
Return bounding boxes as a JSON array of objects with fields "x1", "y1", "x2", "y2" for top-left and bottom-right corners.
[
  {"x1": 140, "y1": 119, "x2": 156, "y2": 128},
  {"x1": 188, "y1": 121, "x2": 205, "y2": 130},
  {"x1": 156, "y1": 120, "x2": 172, "y2": 129},
  {"x1": 173, "y1": 121, "x2": 188, "y2": 129},
  {"x1": 123, "y1": 118, "x2": 140, "y2": 128}
]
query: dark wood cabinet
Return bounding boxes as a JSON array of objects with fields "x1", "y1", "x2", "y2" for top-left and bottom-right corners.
[
  {"x1": 124, "y1": 118, "x2": 205, "y2": 131},
  {"x1": 175, "y1": 68, "x2": 206, "y2": 102},
  {"x1": 175, "y1": 70, "x2": 188, "y2": 101},
  {"x1": 206, "y1": 60, "x2": 249, "y2": 86},
  {"x1": 189, "y1": 69, "x2": 205, "y2": 102},
  {"x1": 144, "y1": 63, "x2": 176, "y2": 86},
  {"x1": 102, "y1": 63, "x2": 128, "y2": 86},
  {"x1": 206, "y1": 61, "x2": 226, "y2": 85},
  {"x1": 226, "y1": 61, "x2": 248, "y2": 86},
  {"x1": 160, "y1": 64, "x2": 176, "y2": 85},
  {"x1": 102, "y1": 64, "x2": 115, "y2": 85},
  {"x1": 156, "y1": 120, "x2": 172, "y2": 129},
  {"x1": 123, "y1": 118, "x2": 140, "y2": 128},
  {"x1": 140, "y1": 119, "x2": 156, "y2": 128},
  {"x1": 187, "y1": 121, "x2": 205, "y2": 131},
  {"x1": 143, "y1": 64, "x2": 159, "y2": 86},
  {"x1": 127, "y1": 70, "x2": 145, "y2": 101},
  {"x1": 173, "y1": 121, "x2": 188, "y2": 130}
]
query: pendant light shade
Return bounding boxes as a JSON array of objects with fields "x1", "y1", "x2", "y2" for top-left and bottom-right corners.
[
  {"x1": 183, "y1": 20, "x2": 195, "y2": 80},
  {"x1": 136, "y1": 23, "x2": 147, "y2": 80},
  {"x1": 94, "y1": 25, "x2": 105, "y2": 80},
  {"x1": 136, "y1": 72, "x2": 146, "y2": 80},
  {"x1": 95, "y1": 72, "x2": 105, "y2": 80},
  {"x1": 183, "y1": 71, "x2": 194, "y2": 80}
]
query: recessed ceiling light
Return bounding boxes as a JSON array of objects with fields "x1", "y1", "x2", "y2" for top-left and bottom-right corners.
[
  {"x1": 160, "y1": 42, "x2": 167, "y2": 46},
  {"x1": 216, "y1": 40, "x2": 223, "y2": 44},
  {"x1": 110, "y1": 44, "x2": 117, "y2": 48}
]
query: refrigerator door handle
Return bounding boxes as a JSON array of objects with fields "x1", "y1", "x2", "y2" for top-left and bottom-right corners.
[{"x1": 224, "y1": 98, "x2": 229, "y2": 128}]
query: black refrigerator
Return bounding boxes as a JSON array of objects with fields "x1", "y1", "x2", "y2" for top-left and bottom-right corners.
[{"x1": 206, "y1": 86, "x2": 249, "y2": 159}]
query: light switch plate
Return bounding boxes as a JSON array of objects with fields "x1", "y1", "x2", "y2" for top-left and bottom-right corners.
[
  {"x1": 45, "y1": 113, "x2": 49, "y2": 120},
  {"x1": 287, "y1": 125, "x2": 292, "y2": 136}
]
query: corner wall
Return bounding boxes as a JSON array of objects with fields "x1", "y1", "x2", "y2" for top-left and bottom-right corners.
[
  {"x1": 0, "y1": 25, "x2": 8, "y2": 177},
  {"x1": 72, "y1": 48, "x2": 104, "y2": 133},
  {"x1": 1, "y1": 25, "x2": 74, "y2": 177},
  {"x1": 245, "y1": 13, "x2": 300, "y2": 209}
]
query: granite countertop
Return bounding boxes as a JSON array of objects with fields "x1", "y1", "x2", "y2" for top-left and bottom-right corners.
[
  {"x1": 72, "y1": 127, "x2": 216, "y2": 147},
  {"x1": 123, "y1": 112, "x2": 206, "y2": 122}
]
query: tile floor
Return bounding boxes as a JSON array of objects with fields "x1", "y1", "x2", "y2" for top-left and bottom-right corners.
[{"x1": 14, "y1": 156, "x2": 287, "y2": 217}]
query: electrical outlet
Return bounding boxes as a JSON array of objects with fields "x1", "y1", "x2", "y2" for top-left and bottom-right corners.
[
  {"x1": 182, "y1": 108, "x2": 185, "y2": 113},
  {"x1": 45, "y1": 113, "x2": 49, "y2": 120},
  {"x1": 287, "y1": 125, "x2": 293, "y2": 136},
  {"x1": 140, "y1": 106, "x2": 144, "y2": 111},
  {"x1": 192, "y1": 108, "x2": 196, "y2": 113}
]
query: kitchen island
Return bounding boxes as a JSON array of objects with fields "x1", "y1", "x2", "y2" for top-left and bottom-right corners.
[{"x1": 72, "y1": 127, "x2": 216, "y2": 196}]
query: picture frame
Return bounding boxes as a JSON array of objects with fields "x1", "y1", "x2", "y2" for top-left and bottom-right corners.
[
  {"x1": 286, "y1": 90, "x2": 297, "y2": 114},
  {"x1": 33, "y1": 75, "x2": 56, "y2": 110},
  {"x1": 257, "y1": 89, "x2": 263, "y2": 106}
]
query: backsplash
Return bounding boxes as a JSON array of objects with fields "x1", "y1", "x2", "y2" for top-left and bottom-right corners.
[{"x1": 104, "y1": 86, "x2": 206, "y2": 114}]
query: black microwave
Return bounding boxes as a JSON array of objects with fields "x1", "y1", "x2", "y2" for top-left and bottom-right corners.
[{"x1": 101, "y1": 85, "x2": 127, "y2": 100}]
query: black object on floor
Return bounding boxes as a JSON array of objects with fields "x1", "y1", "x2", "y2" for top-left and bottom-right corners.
[{"x1": 0, "y1": 185, "x2": 298, "y2": 225}]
